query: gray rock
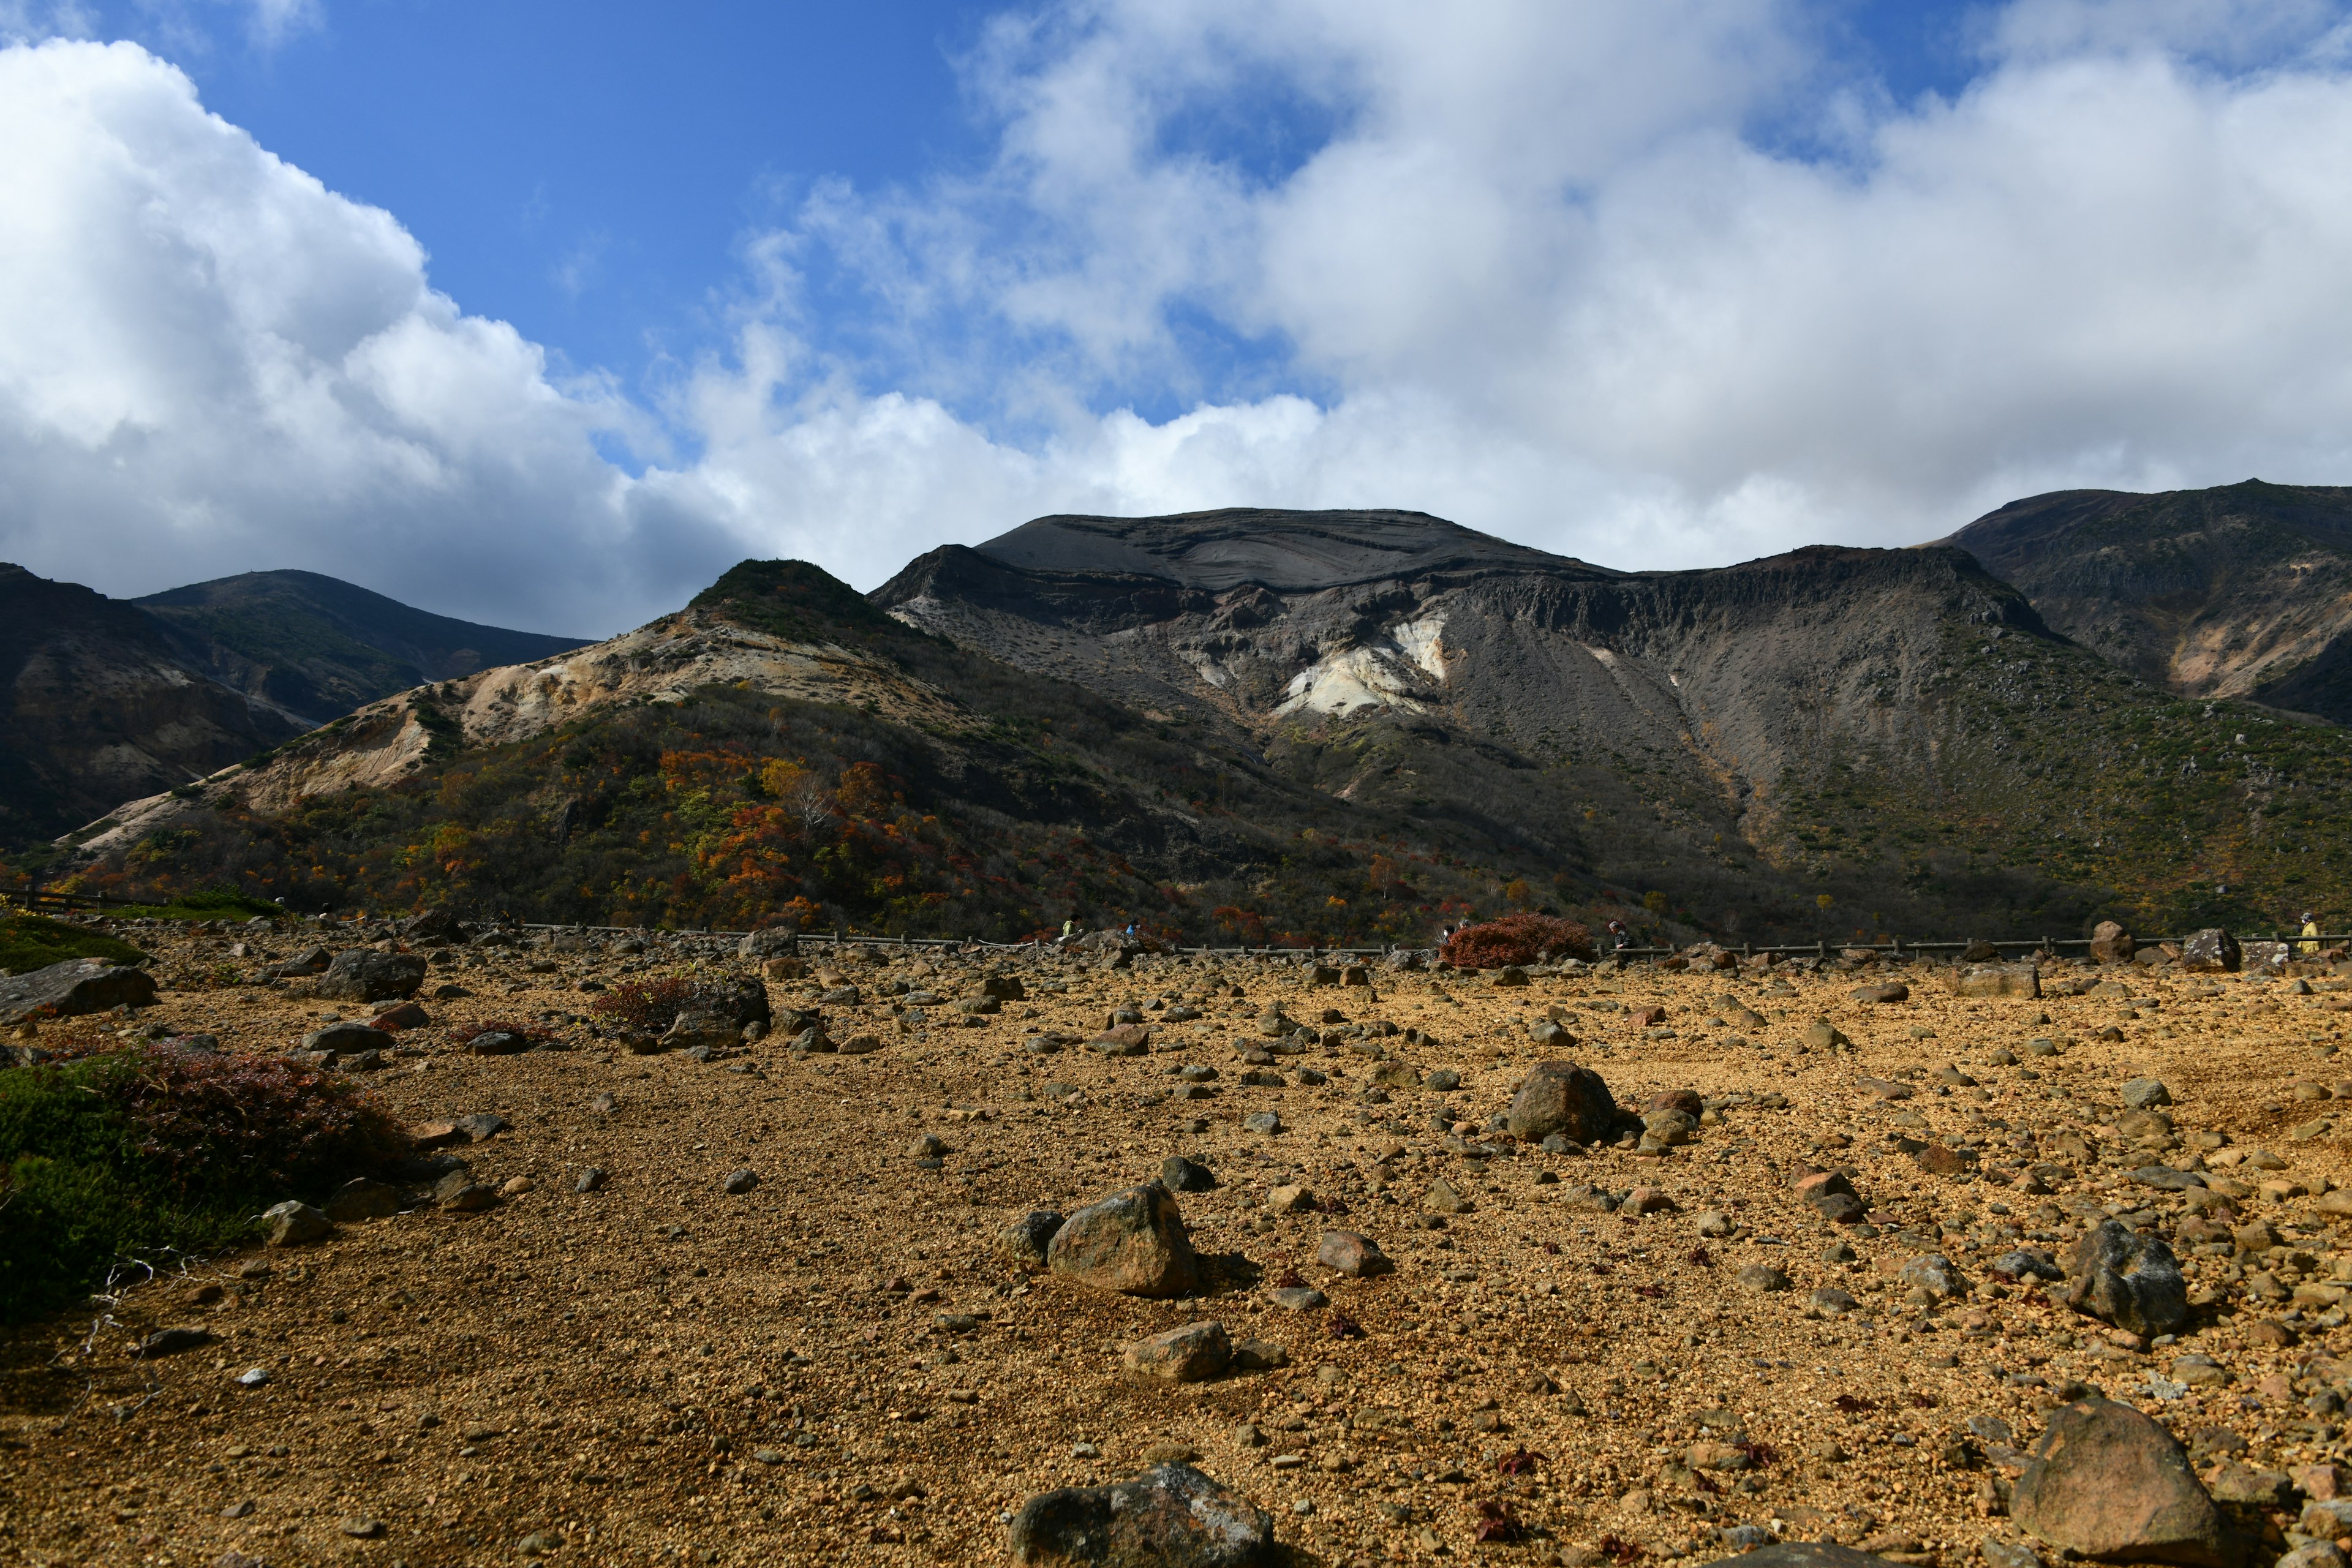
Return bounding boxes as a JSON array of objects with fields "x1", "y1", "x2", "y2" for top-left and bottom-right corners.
[
  {"x1": 300, "y1": 1022, "x2": 395, "y2": 1057},
  {"x1": 2011, "y1": 1396, "x2": 2232, "y2": 1566},
  {"x1": 1242, "y1": 1111, "x2": 1281, "y2": 1135},
  {"x1": 434, "y1": 1174, "x2": 497, "y2": 1212},
  {"x1": 2278, "y1": 1545, "x2": 2347, "y2": 1568},
  {"x1": 2179, "y1": 929, "x2": 2241, "y2": 974},
  {"x1": 467, "y1": 1030, "x2": 526, "y2": 1055},
  {"x1": 1161, "y1": 1155, "x2": 1218, "y2": 1192},
  {"x1": 263, "y1": 1200, "x2": 331, "y2": 1246},
  {"x1": 456, "y1": 1113, "x2": 508, "y2": 1142},
  {"x1": 2122, "y1": 1078, "x2": 2174, "y2": 1110},
  {"x1": 1809, "y1": 1287, "x2": 1858, "y2": 1315},
  {"x1": 1123, "y1": 1321, "x2": 1231, "y2": 1382},
  {"x1": 1694, "y1": 1545, "x2": 1902, "y2": 1568},
  {"x1": 1736, "y1": 1264, "x2": 1791, "y2": 1293},
  {"x1": 131, "y1": 1326, "x2": 213, "y2": 1358},
  {"x1": 1423, "y1": 1178, "x2": 1469, "y2": 1215},
  {"x1": 0, "y1": 958, "x2": 157, "y2": 1026},
  {"x1": 2066, "y1": 1219, "x2": 2189, "y2": 1338},
  {"x1": 1232, "y1": 1338, "x2": 1287, "y2": 1371},
  {"x1": 315, "y1": 950, "x2": 426, "y2": 1003},
  {"x1": 575, "y1": 1167, "x2": 608, "y2": 1194},
  {"x1": 1899, "y1": 1253, "x2": 1966, "y2": 1298},
  {"x1": 1980, "y1": 1542, "x2": 2043, "y2": 1568},
  {"x1": 909, "y1": 1134, "x2": 948, "y2": 1159},
  {"x1": 1008, "y1": 1463, "x2": 1275, "y2": 1567},
  {"x1": 1505, "y1": 1059, "x2": 1617, "y2": 1144},
  {"x1": 723, "y1": 1168, "x2": 760, "y2": 1194},
  {"x1": 1992, "y1": 1248, "x2": 2065, "y2": 1283},
  {"x1": 1046, "y1": 1182, "x2": 1198, "y2": 1297},
  {"x1": 2130, "y1": 1166, "x2": 2205, "y2": 1192},
  {"x1": 995, "y1": 1210, "x2": 1066, "y2": 1272},
  {"x1": 322, "y1": 1179, "x2": 401, "y2": 1223},
  {"x1": 1267, "y1": 1286, "x2": 1327, "y2": 1311}
]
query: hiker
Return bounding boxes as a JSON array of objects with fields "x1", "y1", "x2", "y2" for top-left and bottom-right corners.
[
  {"x1": 2302, "y1": 911, "x2": 2323, "y2": 956},
  {"x1": 1607, "y1": 918, "x2": 1629, "y2": 952}
]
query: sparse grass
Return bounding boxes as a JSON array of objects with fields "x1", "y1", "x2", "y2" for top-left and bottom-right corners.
[{"x1": 0, "y1": 914, "x2": 148, "y2": 976}]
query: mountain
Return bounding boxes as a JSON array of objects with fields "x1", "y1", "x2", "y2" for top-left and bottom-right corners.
[
  {"x1": 49, "y1": 508, "x2": 2352, "y2": 942},
  {"x1": 1947, "y1": 479, "x2": 2352, "y2": 722},
  {"x1": 0, "y1": 565, "x2": 306, "y2": 848},
  {"x1": 877, "y1": 508, "x2": 2352, "y2": 938},
  {"x1": 135, "y1": 569, "x2": 589, "y2": 725},
  {"x1": 55, "y1": 561, "x2": 1574, "y2": 943}
]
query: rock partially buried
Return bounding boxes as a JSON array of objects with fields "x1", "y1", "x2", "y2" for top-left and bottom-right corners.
[
  {"x1": 1694, "y1": 1545, "x2": 1905, "y2": 1568},
  {"x1": 322, "y1": 1178, "x2": 401, "y2": 1223},
  {"x1": 2010, "y1": 1396, "x2": 2233, "y2": 1566},
  {"x1": 995, "y1": 1210, "x2": 1066, "y2": 1272},
  {"x1": 1122, "y1": 1321, "x2": 1231, "y2": 1382},
  {"x1": 0, "y1": 958, "x2": 158, "y2": 1026},
  {"x1": 1505, "y1": 1059, "x2": 1617, "y2": 1144},
  {"x1": 1008, "y1": 1463, "x2": 1275, "y2": 1567},
  {"x1": 314, "y1": 949, "x2": 427, "y2": 1004},
  {"x1": 1047, "y1": 1182, "x2": 1198, "y2": 1297},
  {"x1": 263, "y1": 1200, "x2": 331, "y2": 1246},
  {"x1": 1161, "y1": 1155, "x2": 1217, "y2": 1193},
  {"x1": 1316, "y1": 1231, "x2": 1393, "y2": 1277},
  {"x1": 2067, "y1": 1219, "x2": 2189, "y2": 1338}
]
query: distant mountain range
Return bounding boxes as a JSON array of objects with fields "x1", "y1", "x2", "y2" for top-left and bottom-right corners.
[
  {"x1": 36, "y1": 481, "x2": 2352, "y2": 943},
  {"x1": 0, "y1": 567, "x2": 584, "y2": 845}
]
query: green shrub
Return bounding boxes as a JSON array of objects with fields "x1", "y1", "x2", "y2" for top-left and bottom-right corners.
[
  {"x1": 0, "y1": 1042, "x2": 405, "y2": 1322},
  {"x1": 0, "y1": 913, "x2": 148, "y2": 976}
]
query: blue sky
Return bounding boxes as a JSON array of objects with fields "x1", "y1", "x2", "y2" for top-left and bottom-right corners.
[{"x1": 5, "y1": 0, "x2": 2352, "y2": 632}]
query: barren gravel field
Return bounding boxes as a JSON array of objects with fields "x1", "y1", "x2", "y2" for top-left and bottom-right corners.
[{"x1": 6, "y1": 926, "x2": 2351, "y2": 1568}]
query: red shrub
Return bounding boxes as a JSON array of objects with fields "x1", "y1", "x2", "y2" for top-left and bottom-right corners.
[
  {"x1": 589, "y1": 974, "x2": 698, "y2": 1031},
  {"x1": 1441, "y1": 913, "x2": 1594, "y2": 968},
  {"x1": 102, "y1": 1042, "x2": 407, "y2": 1196}
]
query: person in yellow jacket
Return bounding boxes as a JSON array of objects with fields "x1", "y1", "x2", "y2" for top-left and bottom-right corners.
[{"x1": 2301, "y1": 912, "x2": 2323, "y2": 956}]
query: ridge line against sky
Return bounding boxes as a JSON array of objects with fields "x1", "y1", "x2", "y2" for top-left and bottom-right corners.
[{"x1": 3, "y1": 0, "x2": 2352, "y2": 635}]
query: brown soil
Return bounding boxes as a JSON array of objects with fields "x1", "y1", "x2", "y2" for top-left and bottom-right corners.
[{"x1": 5, "y1": 935, "x2": 2349, "y2": 1568}]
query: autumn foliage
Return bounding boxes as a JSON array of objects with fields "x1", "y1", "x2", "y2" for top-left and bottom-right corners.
[{"x1": 1441, "y1": 912, "x2": 1595, "y2": 968}]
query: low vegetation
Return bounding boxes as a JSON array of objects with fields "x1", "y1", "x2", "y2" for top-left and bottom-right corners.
[
  {"x1": 0, "y1": 913, "x2": 148, "y2": 976},
  {"x1": 0, "y1": 1039, "x2": 406, "y2": 1322}
]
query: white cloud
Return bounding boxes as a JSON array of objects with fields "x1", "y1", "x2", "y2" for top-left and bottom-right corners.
[{"x1": 12, "y1": 7, "x2": 2352, "y2": 639}]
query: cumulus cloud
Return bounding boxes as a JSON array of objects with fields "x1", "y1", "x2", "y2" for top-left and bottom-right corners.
[{"x1": 11, "y1": 6, "x2": 2352, "y2": 636}]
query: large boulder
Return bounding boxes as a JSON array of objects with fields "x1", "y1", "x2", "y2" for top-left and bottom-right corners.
[
  {"x1": 2089, "y1": 921, "x2": 2135, "y2": 965},
  {"x1": 0, "y1": 959, "x2": 157, "y2": 1025},
  {"x1": 1009, "y1": 1464, "x2": 1274, "y2": 1567},
  {"x1": 1948, "y1": 963, "x2": 2041, "y2": 999},
  {"x1": 1504, "y1": 1060, "x2": 1617, "y2": 1144},
  {"x1": 2180, "y1": 929, "x2": 2241, "y2": 974},
  {"x1": 699, "y1": 977, "x2": 771, "y2": 1027},
  {"x1": 737, "y1": 927, "x2": 799, "y2": 960},
  {"x1": 399, "y1": 909, "x2": 471, "y2": 946},
  {"x1": 2065, "y1": 1219, "x2": 2188, "y2": 1337},
  {"x1": 2011, "y1": 1397, "x2": 2233, "y2": 1566},
  {"x1": 314, "y1": 950, "x2": 426, "y2": 1004},
  {"x1": 1047, "y1": 1182, "x2": 1198, "y2": 1297}
]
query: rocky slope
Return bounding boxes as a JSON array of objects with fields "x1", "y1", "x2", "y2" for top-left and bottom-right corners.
[
  {"x1": 879, "y1": 510, "x2": 2352, "y2": 938},
  {"x1": 1947, "y1": 480, "x2": 2352, "y2": 721},
  {"x1": 0, "y1": 565, "x2": 305, "y2": 847},
  {"x1": 135, "y1": 568, "x2": 587, "y2": 725},
  {"x1": 55, "y1": 563, "x2": 1572, "y2": 940}
]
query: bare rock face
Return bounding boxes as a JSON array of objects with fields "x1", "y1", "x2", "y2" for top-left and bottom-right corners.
[
  {"x1": 1506, "y1": 1060, "x2": 1617, "y2": 1144},
  {"x1": 1046, "y1": 1182, "x2": 1198, "y2": 1297},
  {"x1": 0, "y1": 959, "x2": 158, "y2": 1026},
  {"x1": 314, "y1": 950, "x2": 426, "y2": 1004},
  {"x1": 1008, "y1": 1463, "x2": 1275, "y2": 1567},
  {"x1": 2066, "y1": 1219, "x2": 2189, "y2": 1338},
  {"x1": 2011, "y1": 1396, "x2": 2233, "y2": 1566}
]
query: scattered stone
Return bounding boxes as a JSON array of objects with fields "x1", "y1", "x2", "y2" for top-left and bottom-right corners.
[
  {"x1": 2010, "y1": 1396, "x2": 2232, "y2": 1567},
  {"x1": 1899, "y1": 1253, "x2": 1966, "y2": 1298},
  {"x1": 2179, "y1": 930, "x2": 2241, "y2": 974},
  {"x1": 1736, "y1": 1264, "x2": 1791, "y2": 1293},
  {"x1": 909, "y1": 1134, "x2": 947, "y2": 1159},
  {"x1": 456, "y1": 1113, "x2": 508, "y2": 1142},
  {"x1": 131, "y1": 1326, "x2": 212, "y2": 1358},
  {"x1": 322, "y1": 1178, "x2": 401, "y2": 1223},
  {"x1": 301, "y1": 1021, "x2": 396, "y2": 1057},
  {"x1": 315, "y1": 950, "x2": 427, "y2": 1003},
  {"x1": 1424, "y1": 1178, "x2": 1470, "y2": 1215},
  {"x1": 2122, "y1": 1078, "x2": 2174, "y2": 1110},
  {"x1": 1316, "y1": 1231, "x2": 1393, "y2": 1277},
  {"x1": 1267, "y1": 1286, "x2": 1327, "y2": 1312},
  {"x1": 1123, "y1": 1321, "x2": 1232, "y2": 1382},
  {"x1": 1505, "y1": 1060, "x2": 1618, "y2": 1144},
  {"x1": 1006, "y1": 1463, "x2": 1274, "y2": 1567},
  {"x1": 2066, "y1": 1220, "x2": 2189, "y2": 1338},
  {"x1": 1242, "y1": 1112, "x2": 1282, "y2": 1136},
  {"x1": 263, "y1": 1200, "x2": 331, "y2": 1247},
  {"x1": 575, "y1": 1167, "x2": 608, "y2": 1194},
  {"x1": 1046, "y1": 1183, "x2": 1198, "y2": 1297},
  {"x1": 1852, "y1": 982, "x2": 1910, "y2": 1004},
  {"x1": 1948, "y1": 964, "x2": 2041, "y2": 999},
  {"x1": 723, "y1": 1168, "x2": 760, "y2": 1194},
  {"x1": 1264, "y1": 1183, "x2": 1315, "y2": 1213},
  {"x1": 1162, "y1": 1156, "x2": 1218, "y2": 1193}
]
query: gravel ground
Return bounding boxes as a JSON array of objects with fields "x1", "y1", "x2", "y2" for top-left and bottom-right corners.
[{"x1": 6, "y1": 930, "x2": 2351, "y2": 1568}]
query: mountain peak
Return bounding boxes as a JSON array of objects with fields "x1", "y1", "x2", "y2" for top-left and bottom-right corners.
[{"x1": 973, "y1": 507, "x2": 1611, "y2": 593}]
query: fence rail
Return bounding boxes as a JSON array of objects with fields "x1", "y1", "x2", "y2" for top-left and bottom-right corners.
[{"x1": 6, "y1": 883, "x2": 2340, "y2": 962}]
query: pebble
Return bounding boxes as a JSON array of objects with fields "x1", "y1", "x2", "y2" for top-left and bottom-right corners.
[
  {"x1": 722, "y1": 1167, "x2": 760, "y2": 1194},
  {"x1": 1267, "y1": 1286, "x2": 1328, "y2": 1311},
  {"x1": 576, "y1": 1167, "x2": 608, "y2": 1193},
  {"x1": 1242, "y1": 1111, "x2": 1283, "y2": 1134}
]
